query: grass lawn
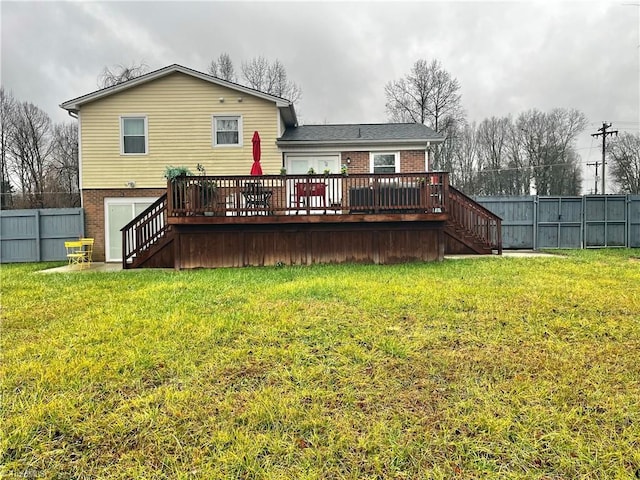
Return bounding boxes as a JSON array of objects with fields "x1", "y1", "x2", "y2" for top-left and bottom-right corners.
[{"x1": 1, "y1": 250, "x2": 639, "y2": 479}]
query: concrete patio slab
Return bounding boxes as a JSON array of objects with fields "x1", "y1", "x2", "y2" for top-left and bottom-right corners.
[
  {"x1": 445, "y1": 250, "x2": 561, "y2": 260},
  {"x1": 38, "y1": 262, "x2": 123, "y2": 274}
]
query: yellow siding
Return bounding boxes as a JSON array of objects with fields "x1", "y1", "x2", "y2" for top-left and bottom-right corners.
[{"x1": 80, "y1": 72, "x2": 283, "y2": 188}]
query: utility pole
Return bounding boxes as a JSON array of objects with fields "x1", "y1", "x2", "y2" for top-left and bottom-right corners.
[
  {"x1": 591, "y1": 122, "x2": 618, "y2": 194},
  {"x1": 587, "y1": 161, "x2": 600, "y2": 194}
]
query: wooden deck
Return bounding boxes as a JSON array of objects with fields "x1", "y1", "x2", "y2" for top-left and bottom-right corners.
[
  {"x1": 122, "y1": 172, "x2": 501, "y2": 269},
  {"x1": 166, "y1": 172, "x2": 449, "y2": 219}
]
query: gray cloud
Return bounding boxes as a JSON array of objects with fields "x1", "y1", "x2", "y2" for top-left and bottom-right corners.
[{"x1": 2, "y1": 1, "x2": 638, "y2": 191}]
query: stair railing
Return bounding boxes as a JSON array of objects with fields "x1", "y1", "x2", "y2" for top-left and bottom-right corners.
[
  {"x1": 121, "y1": 193, "x2": 168, "y2": 269},
  {"x1": 448, "y1": 186, "x2": 502, "y2": 254}
]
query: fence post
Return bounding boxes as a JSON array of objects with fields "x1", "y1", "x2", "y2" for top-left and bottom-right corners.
[
  {"x1": 581, "y1": 196, "x2": 586, "y2": 249},
  {"x1": 35, "y1": 210, "x2": 41, "y2": 261},
  {"x1": 533, "y1": 196, "x2": 538, "y2": 250},
  {"x1": 626, "y1": 195, "x2": 631, "y2": 248}
]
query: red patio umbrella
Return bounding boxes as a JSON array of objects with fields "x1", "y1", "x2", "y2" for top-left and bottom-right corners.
[{"x1": 250, "y1": 131, "x2": 262, "y2": 176}]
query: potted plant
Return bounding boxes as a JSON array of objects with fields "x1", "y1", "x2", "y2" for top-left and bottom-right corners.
[
  {"x1": 163, "y1": 165, "x2": 193, "y2": 181},
  {"x1": 164, "y1": 166, "x2": 193, "y2": 212}
]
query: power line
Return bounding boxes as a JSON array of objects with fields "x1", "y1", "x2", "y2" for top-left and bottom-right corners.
[
  {"x1": 461, "y1": 161, "x2": 599, "y2": 175},
  {"x1": 591, "y1": 120, "x2": 639, "y2": 124}
]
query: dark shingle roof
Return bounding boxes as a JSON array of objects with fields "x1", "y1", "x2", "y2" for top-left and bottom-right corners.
[{"x1": 278, "y1": 123, "x2": 444, "y2": 144}]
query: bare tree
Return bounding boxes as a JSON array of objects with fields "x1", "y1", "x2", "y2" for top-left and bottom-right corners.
[
  {"x1": 450, "y1": 122, "x2": 480, "y2": 194},
  {"x1": 503, "y1": 121, "x2": 531, "y2": 196},
  {"x1": 436, "y1": 118, "x2": 464, "y2": 176},
  {"x1": 241, "y1": 56, "x2": 302, "y2": 103},
  {"x1": 1, "y1": 89, "x2": 79, "y2": 208},
  {"x1": 608, "y1": 132, "x2": 640, "y2": 194},
  {"x1": 477, "y1": 117, "x2": 506, "y2": 194},
  {"x1": 385, "y1": 59, "x2": 463, "y2": 131},
  {"x1": 241, "y1": 56, "x2": 269, "y2": 91},
  {"x1": 445, "y1": 109, "x2": 585, "y2": 196},
  {"x1": 475, "y1": 116, "x2": 530, "y2": 195},
  {"x1": 7, "y1": 102, "x2": 54, "y2": 207},
  {"x1": 98, "y1": 62, "x2": 149, "y2": 88},
  {"x1": 516, "y1": 108, "x2": 587, "y2": 195},
  {"x1": 265, "y1": 58, "x2": 301, "y2": 102},
  {"x1": 208, "y1": 53, "x2": 236, "y2": 82},
  {"x1": 1, "y1": 87, "x2": 16, "y2": 207},
  {"x1": 49, "y1": 122, "x2": 80, "y2": 206},
  {"x1": 385, "y1": 59, "x2": 464, "y2": 169}
]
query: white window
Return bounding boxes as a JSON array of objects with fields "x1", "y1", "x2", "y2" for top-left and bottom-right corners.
[
  {"x1": 213, "y1": 115, "x2": 242, "y2": 147},
  {"x1": 371, "y1": 152, "x2": 399, "y2": 174},
  {"x1": 121, "y1": 116, "x2": 147, "y2": 155}
]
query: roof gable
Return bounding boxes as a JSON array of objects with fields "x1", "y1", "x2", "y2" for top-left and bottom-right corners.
[{"x1": 60, "y1": 64, "x2": 297, "y2": 126}]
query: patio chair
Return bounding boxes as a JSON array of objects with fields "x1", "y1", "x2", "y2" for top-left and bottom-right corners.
[
  {"x1": 242, "y1": 182, "x2": 273, "y2": 215},
  {"x1": 294, "y1": 181, "x2": 327, "y2": 210},
  {"x1": 65, "y1": 240, "x2": 87, "y2": 269},
  {"x1": 80, "y1": 238, "x2": 94, "y2": 267}
]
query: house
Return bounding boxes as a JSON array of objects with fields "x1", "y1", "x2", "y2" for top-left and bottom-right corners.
[{"x1": 61, "y1": 64, "x2": 501, "y2": 268}]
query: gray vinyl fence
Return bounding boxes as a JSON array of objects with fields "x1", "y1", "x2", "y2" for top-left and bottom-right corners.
[
  {"x1": 475, "y1": 195, "x2": 640, "y2": 250},
  {"x1": 0, "y1": 208, "x2": 85, "y2": 263}
]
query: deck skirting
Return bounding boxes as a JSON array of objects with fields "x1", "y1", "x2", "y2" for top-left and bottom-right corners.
[{"x1": 171, "y1": 220, "x2": 445, "y2": 269}]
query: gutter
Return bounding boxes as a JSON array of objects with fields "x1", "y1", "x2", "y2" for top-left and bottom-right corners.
[{"x1": 276, "y1": 138, "x2": 444, "y2": 148}]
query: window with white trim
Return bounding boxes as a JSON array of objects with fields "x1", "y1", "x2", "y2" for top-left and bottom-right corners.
[
  {"x1": 371, "y1": 152, "x2": 399, "y2": 174},
  {"x1": 213, "y1": 115, "x2": 242, "y2": 147},
  {"x1": 121, "y1": 117, "x2": 147, "y2": 154}
]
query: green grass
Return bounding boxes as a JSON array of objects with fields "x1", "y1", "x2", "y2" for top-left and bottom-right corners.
[{"x1": 2, "y1": 250, "x2": 639, "y2": 479}]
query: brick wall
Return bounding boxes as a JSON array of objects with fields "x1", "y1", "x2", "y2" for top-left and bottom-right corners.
[
  {"x1": 342, "y1": 151, "x2": 369, "y2": 174},
  {"x1": 400, "y1": 150, "x2": 427, "y2": 172},
  {"x1": 83, "y1": 188, "x2": 164, "y2": 261},
  {"x1": 342, "y1": 150, "x2": 427, "y2": 174}
]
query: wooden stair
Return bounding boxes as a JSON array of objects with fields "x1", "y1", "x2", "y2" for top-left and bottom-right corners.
[
  {"x1": 445, "y1": 186, "x2": 502, "y2": 255},
  {"x1": 122, "y1": 194, "x2": 175, "y2": 269}
]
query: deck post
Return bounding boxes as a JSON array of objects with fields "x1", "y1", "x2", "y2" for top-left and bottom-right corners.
[
  {"x1": 167, "y1": 180, "x2": 173, "y2": 216},
  {"x1": 441, "y1": 173, "x2": 449, "y2": 213},
  {"x1": 173, "y1": 228, "x2": 181, "y2": 270}
]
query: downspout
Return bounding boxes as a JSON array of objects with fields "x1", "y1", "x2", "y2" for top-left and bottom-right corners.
[{"x1": 425, "y1": 141, "x2": 431, "y2": 171}]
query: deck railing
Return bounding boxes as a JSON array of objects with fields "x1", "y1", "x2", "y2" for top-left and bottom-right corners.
[
  {"x1": 448, "y1": 186, "x2": 502, "y2": 253},
  {"x1": 121, "y1": 193, "x2": 168, "y2": 268},
  {"x1": 166, "y1": 172, "x2": 450, "y2": 217}
]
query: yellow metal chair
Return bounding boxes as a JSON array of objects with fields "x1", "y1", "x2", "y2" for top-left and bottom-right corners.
[
  {"x1": 80, "y1": 238, "x2": 94, "y2": 267},
  {"x1": 65, "y1": 240, "x2": 87, "y2": 269}
]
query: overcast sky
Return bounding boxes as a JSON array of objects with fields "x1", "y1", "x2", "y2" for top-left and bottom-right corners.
[{"x1": 2, "y1": 1, "x2": 639, "y2": 192}]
